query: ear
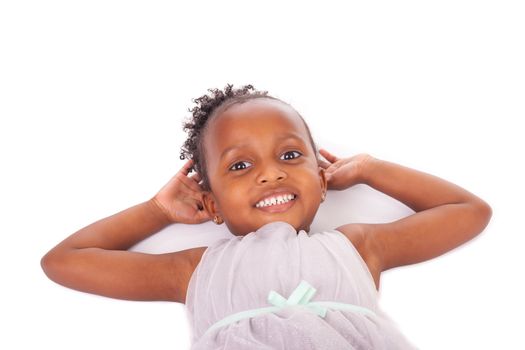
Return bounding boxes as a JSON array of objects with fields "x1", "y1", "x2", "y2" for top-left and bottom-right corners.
[
  {"x1": 201, "y1": 191, "x2": 221, "y2": 218},
  {"x1": 318, "y1": 167, "x2": 328, "y2": 196}
]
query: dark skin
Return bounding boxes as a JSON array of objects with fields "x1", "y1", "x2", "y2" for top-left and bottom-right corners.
[
  {"x1": 41, "y1": 98, "x2": 492, "y2": 303},
  {"x1": 200, "y1": 98, "x2": 327, "y2": 236}
]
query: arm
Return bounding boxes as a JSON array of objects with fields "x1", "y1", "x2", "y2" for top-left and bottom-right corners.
[
  {"x1": 41, "y1": 160, "x2": 211, "y2": 303},
  {"x1": 359, "y1": 156, "x2": 492, "y2": 271},
  {"x1": 320, "y1": 150, "x2": 492, "y2": 273}
]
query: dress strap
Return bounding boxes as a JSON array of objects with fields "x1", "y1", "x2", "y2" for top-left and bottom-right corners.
[{"x1": 202, "y1": 280, "x2": 377, "y2": 338}]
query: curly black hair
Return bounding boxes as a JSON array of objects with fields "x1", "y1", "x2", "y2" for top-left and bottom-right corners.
[{"x1": 180, "y1": 83, "x2": 317, "y2": 191}]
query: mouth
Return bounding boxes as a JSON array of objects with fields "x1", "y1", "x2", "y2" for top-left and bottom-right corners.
[{"x1": 254, "y1": 193, "x2": 298, "y2": 213}]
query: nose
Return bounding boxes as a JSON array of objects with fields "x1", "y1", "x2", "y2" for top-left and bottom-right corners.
[{"x1": 257, "y1": 162, "x2": 287, "y2": 184}]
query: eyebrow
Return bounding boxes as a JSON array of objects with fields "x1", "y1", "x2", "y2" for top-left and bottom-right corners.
[
  {"x1": 219, "y1": 143, "x2": 250, "y2": 161},
  {"x1": 219, "y1": 133, "x2": 306, "y2": 161}
]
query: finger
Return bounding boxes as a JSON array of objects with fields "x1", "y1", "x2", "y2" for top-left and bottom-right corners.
[
  {"x1": 175, "y1": 166, "x2": 202, "y2": 191},
  {"x1": 195, "y1": 206, "x2": 212, "y2": 222},
  {"x1": 319, "y1": 148, "x2": 339, "y2": 163},
  {"x1": 324, "y1": 166, "x2": 337, "y2": 176},
  {"x1": 179, "y1": 159, "x2": 194, "y2": 176},
  {"x1": 318, "y1": 159, "x2": 331, "y2": 169},
  {"x1": 176, "y1": 161, "x2": 203, "y2": 191},
  {"x1": 190, "y1": 172, "x2": 202, "y2": 184},
  {"x1": 189, "y1": 198, "x2": 205, "y2": 212},
  {"x1": 179, "y1": 173, "x2": 204, "y2": 193}
]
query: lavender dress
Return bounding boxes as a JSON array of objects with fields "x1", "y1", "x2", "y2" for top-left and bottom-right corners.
[{"x1": 184, "y1": 221, "x2": 418, "y2": 349}]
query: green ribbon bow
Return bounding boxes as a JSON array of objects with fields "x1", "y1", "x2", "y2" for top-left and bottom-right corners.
[{"x1": 267, "y1": 280, "x2": 328, "y2": 317}]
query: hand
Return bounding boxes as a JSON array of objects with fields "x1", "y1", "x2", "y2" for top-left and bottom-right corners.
[
  {"x1": 318, "y1": 149, "x2": 373, "y2": 190},
  {"x1": 150, "y1": 160, "x2": 211, "y2": 224}
]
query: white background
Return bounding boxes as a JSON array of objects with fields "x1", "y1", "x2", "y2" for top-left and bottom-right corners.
[{"x1": 1, "y1": 1, "x2": 524, "y2": 349}]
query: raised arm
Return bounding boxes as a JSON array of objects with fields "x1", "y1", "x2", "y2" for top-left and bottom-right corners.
[
  {"x1": 41, "y1": 160, "x2": 210, "y2": 303},
  {"x1": 319, "y1": 150, "x2": 492, "y2": 274}
]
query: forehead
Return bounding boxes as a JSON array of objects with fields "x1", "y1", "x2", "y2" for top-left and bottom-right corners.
[{"x1": 205, "y1": 99, "x2": 310, "y2": 147}]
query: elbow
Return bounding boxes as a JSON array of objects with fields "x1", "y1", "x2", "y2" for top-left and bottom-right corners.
[
  {"x1": 40, "y1": 248, "x2": 67, "y2": 281},
  {"x1": 471, "y1": 198, "x2": 493, "y2": 233},
  {"x1": 40, "y1": 250, "x2": 58, "y2": 279},
  {"x1": 478, "y1": 199, "x2": 492, "y2": 223}
]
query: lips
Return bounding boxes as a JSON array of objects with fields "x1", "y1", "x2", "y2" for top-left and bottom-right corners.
[
  {"x1": 253, "y1": 188, "x2": 298, "y2": 211},
  {"x1": 255, "y1": 193, "x2": 296, "y2": 208}
]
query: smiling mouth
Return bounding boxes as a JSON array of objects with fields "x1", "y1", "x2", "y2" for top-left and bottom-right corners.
[
  {"x1": 254, "y1": 194, "x2": 297, "y2": 213},
  {"x1": 255, "y1": 194, "x2": 297, "y2": 208}
]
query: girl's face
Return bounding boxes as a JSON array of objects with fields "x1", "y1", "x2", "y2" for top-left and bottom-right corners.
[{"x1": 202, "y1": 98, "x2": 327, "y2": 236}]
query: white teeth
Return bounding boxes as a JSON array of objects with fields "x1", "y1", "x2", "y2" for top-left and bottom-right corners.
[{"x1": 255, "y1": 194, "x2": 296, "y2": 208}]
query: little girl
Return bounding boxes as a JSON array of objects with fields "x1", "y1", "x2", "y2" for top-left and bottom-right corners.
[{"x1": 41, "y1": 84, "x2": 492, "y2": 349}]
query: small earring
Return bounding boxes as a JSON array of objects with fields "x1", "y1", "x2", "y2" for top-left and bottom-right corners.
[
  {"x1": 321, "y1": 192, "x2": 326, "y2": 202},
  {"x1": 213, "y1": 216, "x2": 223, "y2": 225}
]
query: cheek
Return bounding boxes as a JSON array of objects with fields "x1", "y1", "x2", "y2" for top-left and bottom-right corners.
[
  {"x1": 216, "y1": 185, "x2": 249, "y2": 213},
  {"x1": 301, "y1": 168, "x2": 324, "y2": 190}
]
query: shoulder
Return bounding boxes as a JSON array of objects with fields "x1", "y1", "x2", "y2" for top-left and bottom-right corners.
[{"x1": 335, "y1": 223, "x2": 383, "y2": 291}]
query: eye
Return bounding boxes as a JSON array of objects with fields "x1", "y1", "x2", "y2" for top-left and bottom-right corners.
[
  {"x1": 280, "y1": 150, "x2": 302, "y2": 160},
  {"x1": 229, "y1": 161, "x2": 253, "y2": 171}
]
